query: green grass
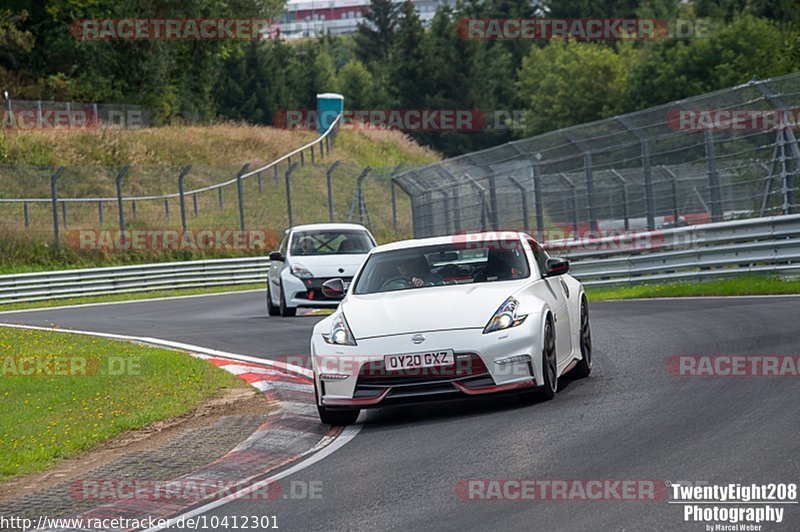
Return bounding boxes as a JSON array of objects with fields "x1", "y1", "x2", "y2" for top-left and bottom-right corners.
[
  {"x1": 0, "y1": 326, "x2": 248, "y2": 480},
  {"x1": 0, "y1": 283, "x2": 264, "y2": 312},
  {"x1": 0, "y1": 125, "x2": 439, "y2": 272},
  {"x1": 586, "y1": 275, "x2": 800, "y2": 301}
]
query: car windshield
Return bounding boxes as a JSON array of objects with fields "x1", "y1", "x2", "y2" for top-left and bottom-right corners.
[
  {"x1": 353, "y1": 239, "x2": 530, "y2": 294},
  {"x1": 290, "y1": 230, "x2": 374, "y2": 256}
]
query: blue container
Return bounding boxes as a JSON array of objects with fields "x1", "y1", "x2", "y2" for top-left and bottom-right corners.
[{"x1": 316, "y1": 93, "x2": 344, "y2": 135}]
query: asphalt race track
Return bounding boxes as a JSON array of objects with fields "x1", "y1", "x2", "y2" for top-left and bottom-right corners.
[{"x1": 2, "y1": 292, "x2": 799, "y2": 531}]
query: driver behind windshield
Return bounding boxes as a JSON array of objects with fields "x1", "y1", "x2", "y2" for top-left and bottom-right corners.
[{"x1": 396, "y1": 257, "x2": 443, "y2": 287}]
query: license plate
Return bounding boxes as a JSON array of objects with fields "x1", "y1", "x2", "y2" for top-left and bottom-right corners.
[{"x1": 384, "y1": 350, "x2": 454, "y2": 371}]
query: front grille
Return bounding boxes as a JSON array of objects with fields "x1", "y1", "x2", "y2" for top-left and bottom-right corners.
[{"x1": 356, "y1": 353, "x2": 489, "y2": 388}]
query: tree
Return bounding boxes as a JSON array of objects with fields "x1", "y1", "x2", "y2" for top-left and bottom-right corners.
[
  {"x1": 516, "y1": 40, "x2": 633, "y2": 135},
  {"x1": 354, "y1": 0, "x2": 398, "y2": 67},
  {"x1": 339, "y1": 59, "x2": 376, "y2": 109}
]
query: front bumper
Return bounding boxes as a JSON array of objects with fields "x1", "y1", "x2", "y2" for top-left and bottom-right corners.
[
  {"x1": 282, "y1": 273, "x2": 352, "y2": 308},
  {"x1": 311, "y1": 324, "x2": 541, "y2": 409}
]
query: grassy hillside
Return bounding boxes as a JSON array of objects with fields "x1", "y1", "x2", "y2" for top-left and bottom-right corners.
[{"x1": 0, "y1": 125, "x2": 439, "y2": 273}]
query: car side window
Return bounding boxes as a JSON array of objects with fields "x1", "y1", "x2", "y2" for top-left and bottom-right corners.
[{"x1": 529, "y1": 239, "x2": 548, "y2": 278}]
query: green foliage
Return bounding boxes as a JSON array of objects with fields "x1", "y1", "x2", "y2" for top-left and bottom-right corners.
[{"x1": 517, "y1": 40, "x2": 634, "y2": 135}]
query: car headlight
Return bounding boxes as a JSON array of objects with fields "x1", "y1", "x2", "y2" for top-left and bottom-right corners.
[
  {"x1": 323, "y1": 313, "x2": 357, "y2": 346},
  {"x1": 483, "y1": 297, "x2": 527, "y2": 334},
  {"x1": 290, "y1": 262, "x2": 313, "y2": 279}
]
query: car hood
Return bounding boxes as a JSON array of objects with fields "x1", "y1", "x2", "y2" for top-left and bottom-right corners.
[
  {"x1": 342, "y1": 281, "x2": 526, "y2": 339},
  {"x1": 288, "y1": 254, "x2": 367, "y2": 278}
]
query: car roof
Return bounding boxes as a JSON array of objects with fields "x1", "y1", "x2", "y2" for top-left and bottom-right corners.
[
  {"x1": 289, "y1": 223, "x2": 371, "y2": 233},
  {"x1": 371, "y1": 231, "x2": 534, "y2": 253}
]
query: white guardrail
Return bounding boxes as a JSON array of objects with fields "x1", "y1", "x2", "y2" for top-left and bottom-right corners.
[{"x1": 1, "y1": 214, "x2": 799, "y2": 304}]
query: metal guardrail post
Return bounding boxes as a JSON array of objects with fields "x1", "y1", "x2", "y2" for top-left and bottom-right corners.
[
  {"x1": 257, "y1": 171, "x2": 263, "y2": 194},
  {"x1": 559, "y1": 173, "x2": 580, "y2": 237},
  {"x1": 236, "y1": 163, "x2": 250, "y2": 233},
  {"x1": 285, "y1": 162, "x2": 298, "y2": 227},
  {"x1": 177, "y1": 165, "x2": 192, "y2": 233},
  {"x1": 23, "y1": 202, "x2": 30, "y2": 229},
  {"x1": 658, "y1": 166, "x2": 680, "y2": 225},
  {"x1": 50, "y1": 168, "x2": 64, "y2": 248},
  {"x1": 584, "y1": 153, "x2": 598, "y2": 232},
  {"x1": 131, "y1": 200, "x2": 137, "y2": 221},
  {"x1": 164, "y1": 198, "x2": 170, "y2": 221},
  {"x1": 610, "y1": 170, "x2": 630, "y2": 231},
  {"x1": 300, "y1": 150, "x2": 305, "y2": 166},
  {"x1": 704, "y1": 131, "x2": 723, "y2": 222},
  {"x1": 310, "y1": 144, "x2": 316, "y2": 165},
  {"x1": 114, "y1": 166, "x2": 129, "y2": 243},
  {"x1": 355, "y1": 167, "x2": 372, "y2": 226},
  {"x1": 464, "y1": 173, "x2": 488, "y2": 231},
  {"x1": 487, "y1": 174, "x2": 499, "y2": 230},
  {"x1": 532, "y1": 161, "x2": 544, "y2": 240},
  {"x1": 98, "y1": 201, "x2": 104, "y2": 224},
  {"x1": 218, "y1": 188, "x2": 223, "y2": 210},
  {"x1": 509, "y1": 176, "x2": 530, "y2": 234},
  {"x1": 642, "y1": 140, "x2": 656, "y2": 230},
  {"x1": 326, "y1": 161, "x2": 341, "y2": 223},
  {"x1": 193, "y1": 193, "x2": 198, "y2": 217},
  {"x1": 390, "y1": 164, "x2": 406, "y2": 232},
  {"x1": 61, "y1": 202, "x2": 68, "y2": 228}
]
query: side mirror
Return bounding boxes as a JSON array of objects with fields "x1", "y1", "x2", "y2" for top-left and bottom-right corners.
[
  {"x1": 545, "y1": 257, "x2": 570, "y2": 277},
  {"x1": 321, "y1": 278, "x2": 346, "y2": 299},
  {"x1": 269, "y1": 251, "x2": 284, "y2": 262}
]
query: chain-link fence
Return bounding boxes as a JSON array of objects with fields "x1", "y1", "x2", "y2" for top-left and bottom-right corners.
[{"x1": 394, "y1": 73, "x2": 800, "y2": 239}]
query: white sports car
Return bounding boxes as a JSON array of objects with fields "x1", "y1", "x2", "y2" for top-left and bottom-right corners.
[
  {"x1": 267, "y1": 223, "x2": 376, "y2": 317},
  {"x1": 310, "y1": 231, "x2": 592, "y2": 425}
]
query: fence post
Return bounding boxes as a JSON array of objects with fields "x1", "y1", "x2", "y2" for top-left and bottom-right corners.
[
  {"x1": 508, "y1": 176, "x2": 529, "y2": 233},
  {"x1": 61, "y1": 202, "x2": 68, "y2": 228},
  {"x1": 300, "y1": 150, "x2": 305, "y2": 166},
  {"x1": 584, "y1": 153, "x2": 598, "y2": 233},
  {"x1": 285, "y1": 162, "x2": 298, "y2": 227},
  {"x1": 131, "y1": 200, "x2": 137, "y2": 221},
  {"x1": 50, "y1": 167, "x2": 64, "y2": 249},
  {"x1": 704, "y1": 131, "x2": 723, "y2": 222},
  {"x1": 487, "y1": 174, "x2": 499, "y2": 230},
  {"x1": 310, "y1": 144, "x2": 316, "y2": 165},
  {"x1": 114, "y1": 166, "x2": 129, "y2": 244},
  {"x1": 355, "y1": 167, "x2": 372, "y2": 225},
  {"x1": 24, "y1": 202, "x2": 30, "y2": 229},
  {"x1": 464, "y1": 173, "x2": 488, "y2": 231},
  {"x1": 610, "y1": 170, "x2": 630, "y2": 231},
  {"x1": 236, "y1": 163, "x2": 250, "y2": 233},
  {"x1": 559, "y1": 173, "x2": 580, "y2": 237},
  {"x1": 218, "y1": 188, "x2": 224, "y2": 210},
  {"x1": 164, "y1": 198, "x2": 170, "y2": 221},
  {"x1": 257, "y1": 171, "x2": 263, "y2": 194},
  {"x1": 531, "y1": 160, "x2": 544, "y2": 240},
  {"x1": 641, "y1": 140, "x2": 655, "y2": 230},
  {"x1": 326, "y1": 160, "x2": 341, "y2": 223},
  {"x1": 177, "y1": 165, "x2": 192, "y2": 233},
  {"x1": 98, "y1": 201, "x2": 104, "y2": 224},
  {"x1": 658, "y1": 165, "x2": 680, "y2": 225},
  {"x1": 193, "y1": 193, "x2": 198, "y2": 217}
]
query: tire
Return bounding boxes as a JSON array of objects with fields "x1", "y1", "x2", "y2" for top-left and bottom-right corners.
[
  {"x1": 314, "y1": 383, "x2": 359, "y2": 425},
  {"x1": 572, "y1": 298, "x2": 592, "y2": 379},
  {"x1": 537, "y1": 317, "x2": 558, "y2": 401},
  {"x1": 279, "y1": 282, "x2": 297, "y2": 317},
  {"x1": 266, "y1": 283, "x2": 279, "y2": 316},
  {"x1": 317, "y1": 405, "x2": 360, "y2": 425}
]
